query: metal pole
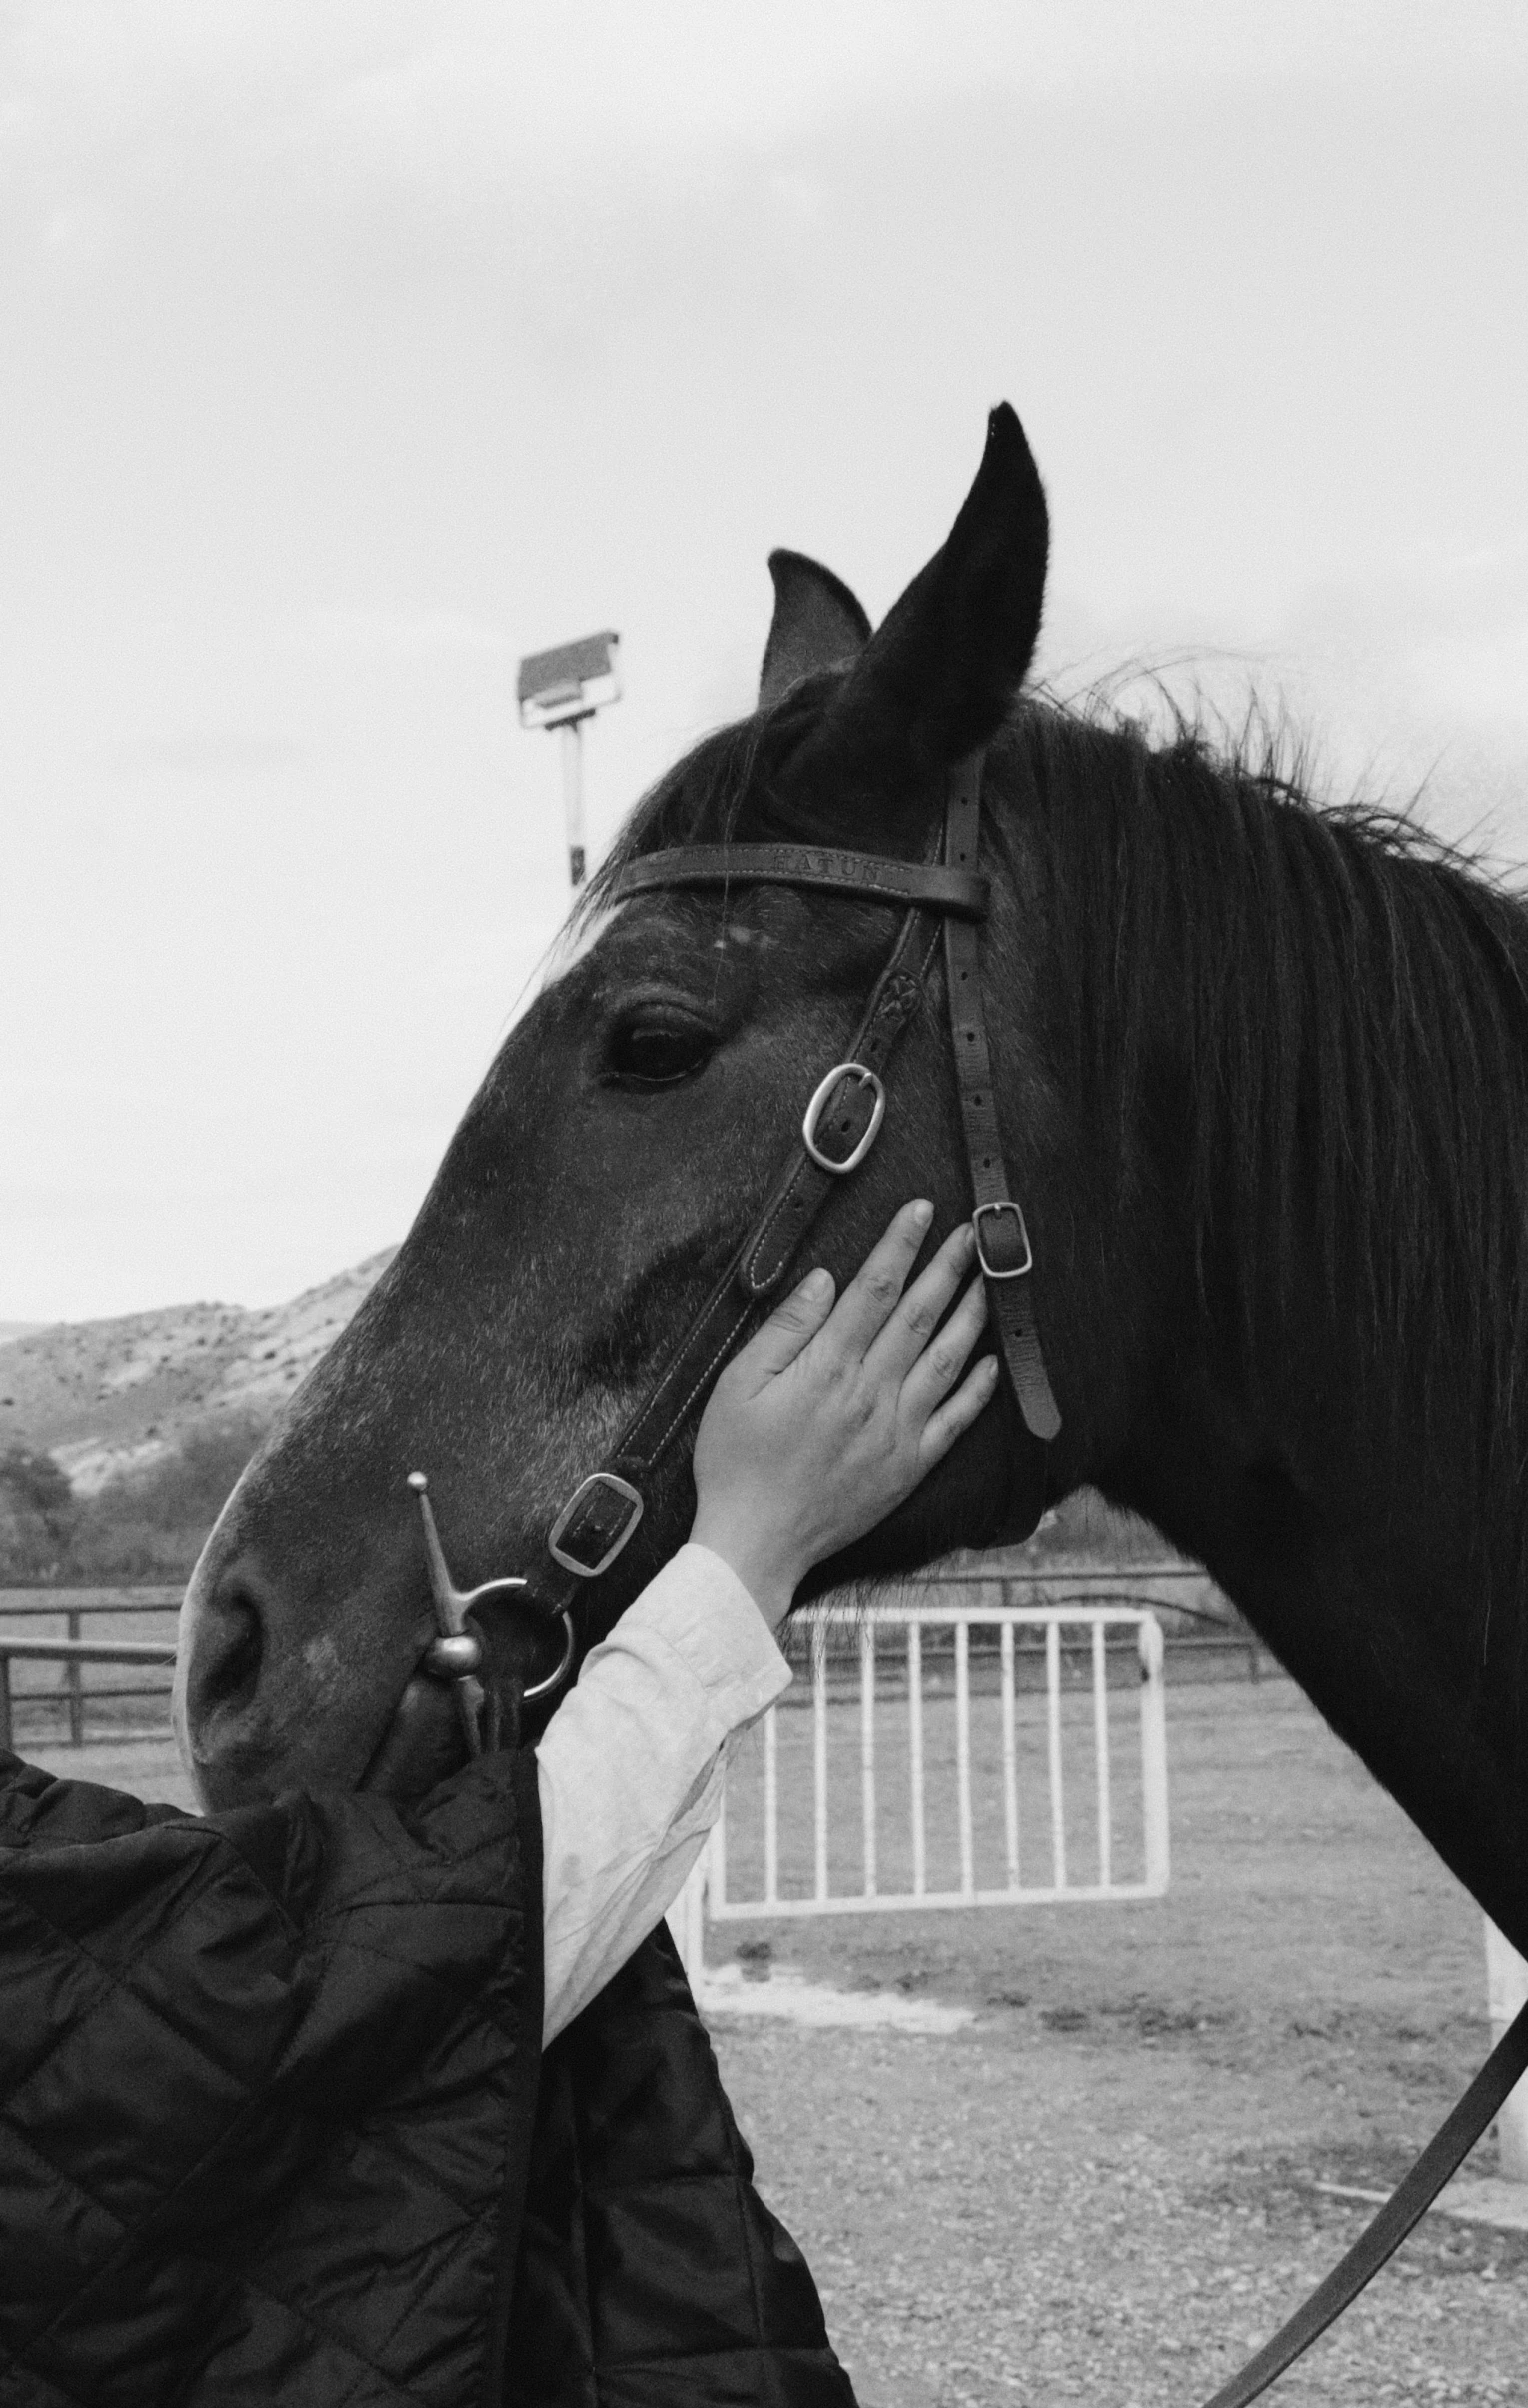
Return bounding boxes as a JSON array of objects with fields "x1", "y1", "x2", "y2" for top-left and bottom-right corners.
[
  {"x1": 908, "y1": 1621, "x2": 926, "y2": 1896},
  {"x1": 1046, "y1": 1620, "x2": 1067, "y2": 1890},
  {"x1": 812, "y1": 1636, "x2": 828, "y2": 1902},
  {"x1": 1000, "y1": 1618, "x2": 1019, "y2": 1889},
  {"x1": 764, "y1": 1706, "x2": 778, "y2": 1904},
  {"x1": 955, "y1": 1620, "x2": 974, "y2": 1898},
  {"x1": 1485, "y1": 1917, "x2": 1528, "y2": 2179},
  {"x1": 560, "y1": 719, "x2": 585, "y2": 888},
  {"x1": 859, "y1": 1621, "x2": 877, "y2": 1898},
  {"x1": 67, "y1": 1604, "x2": 83, "y2": 1745},
  {"x1": 670, "y1": 1853, "x2": 707, "y2": 1998},
  {"x1": 1139, "y1": 1615, "x2": 1170, "y2": 1894},
  {"x1": 1092, "y1": 1619, "x2": 1112, "y2": 1889}
]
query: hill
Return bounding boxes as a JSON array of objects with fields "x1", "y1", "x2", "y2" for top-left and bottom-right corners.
[
  {"x1": 0, "y1": 1251, "x2": 1219, "y2": 1602},
  {"x1": 0, "y1": 1252, "x2": 395, "y2": 1493}
]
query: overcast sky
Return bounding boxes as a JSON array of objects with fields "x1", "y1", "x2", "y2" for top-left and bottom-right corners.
[{"x1": 3, "y1": 1, "x2": 1526, "y2": 1323}]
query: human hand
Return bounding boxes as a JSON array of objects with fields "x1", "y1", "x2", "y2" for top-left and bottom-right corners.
[{"x1": 689, "y1": 1200, "x2": 997, "y2": 1630}]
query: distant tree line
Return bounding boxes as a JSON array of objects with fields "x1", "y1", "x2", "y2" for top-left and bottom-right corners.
[
  {"x1": 0, "y1": 1420, "x2": 264, "y2": 1584},
  {"x1": 0, "y1": 1422, "x2": 1171, "y2": 1589}
]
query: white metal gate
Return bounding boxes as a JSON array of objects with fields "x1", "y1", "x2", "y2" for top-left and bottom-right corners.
[{"x1": 672, "y1": 1602, "x2": 1168, "y2": 1979}]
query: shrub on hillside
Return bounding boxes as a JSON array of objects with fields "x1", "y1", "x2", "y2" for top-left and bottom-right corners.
[
  {"x1": 7, "y1": 1419, "x2": 268, "y2": 1586},
  {"x1": 0, "y1": 1446, "x2": 79, "y2": 1580}
]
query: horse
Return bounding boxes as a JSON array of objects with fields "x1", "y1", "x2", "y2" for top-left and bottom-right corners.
[{"x1": 176, "y1": 402, "x2": 1528, "y2": 1974}]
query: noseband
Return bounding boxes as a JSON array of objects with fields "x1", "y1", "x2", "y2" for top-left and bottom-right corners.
[{"x1": 411, "y1": 746, "x2": 1059, "y2": 1738}]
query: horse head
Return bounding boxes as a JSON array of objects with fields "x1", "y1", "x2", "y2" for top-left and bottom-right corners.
[{"x1": 176, "y1": 404, "x2": 1142, "y2": 1807}]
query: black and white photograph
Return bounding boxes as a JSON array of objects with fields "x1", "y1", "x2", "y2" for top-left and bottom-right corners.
[{"x1": 3, "y1": 7, "x2": 1527, "y2": 2402}]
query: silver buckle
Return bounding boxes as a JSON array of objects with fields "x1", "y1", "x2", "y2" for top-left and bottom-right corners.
[
  {"x1": 548, "y1": 1471, "x2": 645, "y2": 1578},
  {"x1": 801, "y1": 1061, "x2": 886, "y2": 1176},
  {"x1": 973, "y1": 1200, "x2": 1033, "y2": 1279}
]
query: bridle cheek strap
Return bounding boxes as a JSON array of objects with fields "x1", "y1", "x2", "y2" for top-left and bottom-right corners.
[
  {"x1": 524, "y1": 895, "x2": 954, "y2": 1626},
  {"x1": 522, "y1": 750, "x2": 1060, "y2": 1634},
  {"x1": 946, "y1": 751, "x2": 1061, "y2": 1447},
  {"x1": 738, "y1": 906, "x2": 939, "y2": 1296}
]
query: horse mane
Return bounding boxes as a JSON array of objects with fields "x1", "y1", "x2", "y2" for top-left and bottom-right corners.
[{"x1": 1022, "y1": 701, "x2": 1528, "y2": 1399}]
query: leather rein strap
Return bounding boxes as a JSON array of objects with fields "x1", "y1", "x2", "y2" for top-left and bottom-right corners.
[
  {"x1": 514, "y1": 746, "x2": 1058, "y2": 1634},
  {"x1": 1200, "y1": 1992, "x2": 1528, "y2": 2406}
]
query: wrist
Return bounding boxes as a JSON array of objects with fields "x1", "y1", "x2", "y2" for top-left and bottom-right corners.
[{"x1": 687, "y1": 1511, "x2": 802, "y2": 1634}]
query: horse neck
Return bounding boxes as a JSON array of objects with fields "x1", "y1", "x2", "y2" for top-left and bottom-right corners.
[{"x1": 999, "y1": 711, "x2": 1528, "y2": 1942}]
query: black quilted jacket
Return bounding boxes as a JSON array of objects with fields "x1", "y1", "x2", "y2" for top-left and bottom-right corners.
[{"x1": 0, "y1": 1750, "x2": 855, "y2": 2408}]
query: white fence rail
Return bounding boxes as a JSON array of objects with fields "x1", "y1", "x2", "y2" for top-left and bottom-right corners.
[{"x1": 678, "y1": 1604, "x2": 1167, "y2": 1969}]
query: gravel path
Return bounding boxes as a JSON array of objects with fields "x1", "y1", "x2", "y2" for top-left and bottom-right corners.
[
  {"x1": 711, "y1": 2009, "x2": 1527, "y2": 2407},
  {"x1": 701, "y1": 1676, "x2": 1528, "y2": 2406}
]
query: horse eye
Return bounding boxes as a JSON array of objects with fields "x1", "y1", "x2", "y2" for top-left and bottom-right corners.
[{"x1": 606, "y1": 1008, "x2": 714, "y2": 1088}]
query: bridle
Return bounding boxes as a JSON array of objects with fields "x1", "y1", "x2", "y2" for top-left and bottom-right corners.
[
  {"x1": 409, "y1": 742, "x2": 1059, "y2": 1739},
  {"x1": 400, "y1": 740, "x2": 1528, "y2": 2408}
]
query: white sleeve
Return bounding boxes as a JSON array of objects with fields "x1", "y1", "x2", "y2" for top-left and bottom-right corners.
[{"x1": 535, "y1": 1541, "x2": 791, "y2": 2044}]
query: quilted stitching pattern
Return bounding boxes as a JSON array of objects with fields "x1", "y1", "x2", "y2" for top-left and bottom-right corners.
[
  {"x1": 508, "y1": 1928, "x2": 857, "y2": 2408},
  {"x1": 0, "y1": 1750, "x2": 542, "y2": 2408}
]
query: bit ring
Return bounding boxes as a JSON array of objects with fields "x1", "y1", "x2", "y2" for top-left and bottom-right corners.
[{"x1": 522, "y1": 1609, "x2": 577, "y2": 1702}]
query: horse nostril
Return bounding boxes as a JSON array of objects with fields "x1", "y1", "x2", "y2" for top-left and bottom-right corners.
[{"x1": 196, "y1": 1579, "x2": 266, "y2": 1720}]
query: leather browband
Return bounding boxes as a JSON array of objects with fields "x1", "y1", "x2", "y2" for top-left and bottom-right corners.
[{"x1": 612, "y1": 846, "x2": 989, "y2": 920}]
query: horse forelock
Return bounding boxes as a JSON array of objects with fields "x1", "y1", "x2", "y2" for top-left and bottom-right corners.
[{"x1": 575, "y1": 669, "x2": 941, "y2": 933}]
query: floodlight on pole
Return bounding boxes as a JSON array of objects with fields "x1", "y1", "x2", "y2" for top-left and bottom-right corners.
[{"x1": 516, "y1": 630, "x2": 621, "y2": 889}]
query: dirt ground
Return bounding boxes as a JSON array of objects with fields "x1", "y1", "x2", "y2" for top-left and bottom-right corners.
[
  {"x1": 22, "y1": 1676, "x2": 1528, "y2": 2405},
  {"x1": 699, "y1": 1675, "x2": 1525, "y2": 2407}
]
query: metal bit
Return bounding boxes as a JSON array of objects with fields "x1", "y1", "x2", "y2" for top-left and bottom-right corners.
[
  {"x1": 407, "y1": 1472, "x2": 577, "y2": 1731},
  {"x1": 407, "y1": 1471, "x2": 505, "y2": 1757}
]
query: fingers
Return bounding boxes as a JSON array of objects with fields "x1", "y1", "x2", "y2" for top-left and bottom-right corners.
[
  {"x1": 864, "y1": 1219, "x2": 978, "y2": 1385},
  {"x1": 820, "y1": 1199, "x2": 934, "y2": 1360},
  {"x1": 918, "y1": 1354, "x2": 1001, "y2": 1472},
  {"x1": 726, "y1": 1263, "x2": 837, "y2": 1390},
  {"x1": 899, "y1": 1269, "x2": 989, "y2": 1422}
]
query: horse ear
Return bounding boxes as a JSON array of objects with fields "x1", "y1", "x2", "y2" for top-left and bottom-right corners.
[
  {"x1": 759, "y1": 551, "x2": 872, "y2": 707},
  {"x1": 800, "y1": 403, "x2": 1048, "y2": 787}
]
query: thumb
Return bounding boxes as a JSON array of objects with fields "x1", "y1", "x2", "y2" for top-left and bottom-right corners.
[{"x1": 733, "y1": 1266, "x2": 836, "y2": 1387}]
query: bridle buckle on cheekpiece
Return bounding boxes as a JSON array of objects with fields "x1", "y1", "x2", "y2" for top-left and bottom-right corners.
[
  {"x1": 801, "y1": 1061, "x2": 886, "y2": 1176},
  {"x1": 547, "y1": 1471, "x2": 646, "y2": 1579},
  {"x1": 972, "y1": 1199, "x2": 1034, "y2": 1280}
]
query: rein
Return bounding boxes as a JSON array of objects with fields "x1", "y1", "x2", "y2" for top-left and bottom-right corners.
[{"x1": 1198, "y1": 1996, "x2": 1528, "y2": 2406}]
